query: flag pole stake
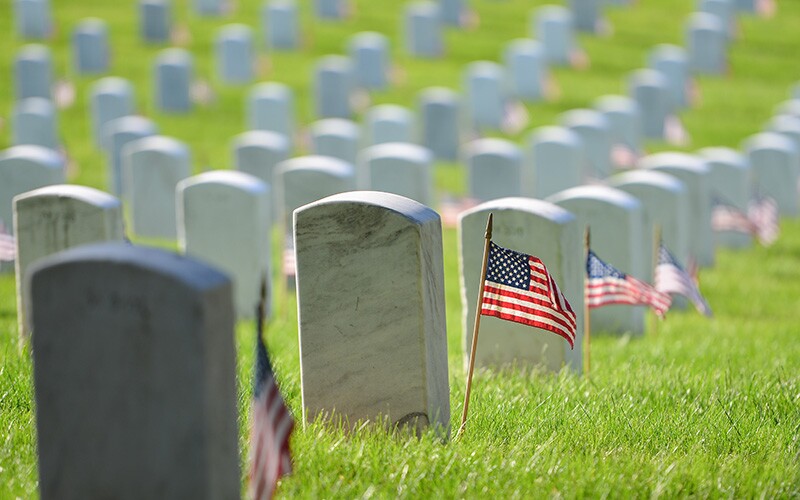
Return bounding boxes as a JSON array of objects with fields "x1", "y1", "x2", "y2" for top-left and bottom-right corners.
[
  {"x1": 457, "y1": 212, "x2": 493, "y2": 439},
  {"x1": 583, "y1": 226, "x2": 591, "y2": 376}
]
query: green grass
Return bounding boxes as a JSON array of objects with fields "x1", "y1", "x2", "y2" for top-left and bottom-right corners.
[{"x1": 2, "y1": 0, "x2": 800, "y2": 497}]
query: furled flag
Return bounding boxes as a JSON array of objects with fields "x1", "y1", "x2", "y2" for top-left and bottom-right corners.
[
  {"x1": 481, "y1": 241, "x2": 577, "y2": 347},
  {"x1": 711, "y1": 198, "x2": 754, "y2": 235},
  {"x1": 655, "y1": 243, "x2": 712, "y2": 317},
  {"x1": 248, "y1": 288, "x2": 294, "y2": 500},
  {"x1": 0, "y1": 220, "x2": 16, "y2": 262},
  {"x1": 748, "y1": 195, "x2": 779, "y2": 246},
  {"x1": 586, "y1": 250, "x2": 671, "y2": 317}
]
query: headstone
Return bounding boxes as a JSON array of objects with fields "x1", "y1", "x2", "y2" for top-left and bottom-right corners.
[
  {"x1": 405, "y1": 2, "x2": 443, "y2": 58},
  {"x1": 139, "y1": 0, "x2": 171, "y2": 44},
  {"x1": 440, "y1": 0, "x2": 466, "y2": 26},
  {"x1": 686, "y1": 12, "x2": 727, "y2": 75},
  {"x1": 358, "y1": 143, "x2": 432, "y2": 205},
  {"x1": 215, "y1": 24, "x2": 254, "y2": 84},
  {"x1": 231, "y1": 130, "x2": 290, "y2": 191},
  {"x1": 593, "y1": 95, "x2": 642, "y2": 165},
  {"x1": 607, "y1": 170, "x2": 691, "y2": 279},
  {"x1": 310, "y1": 118, "x2": 360, "y2": 166},
  {"x1": 463, "y1": 61, "x2": 508, "y2": 132},
  {"x1": 348, "y1": 32, "x2": 390, "y2": 90},
  {"x1": 569, "y1": 0, "x2": 603, "y2": 33},
  {"x1": 263, "y1": 0, "x2": 299, "y2": 50},
  {"x1": 314, "y1": 55, "x2": 354, "y2": 119},
  {"x1": 194, "y1": 0, "x2": 226, "y2": 16},
  {"x1": 503, "y1": 38, "x2": 549, "y2": 103},
  {"x1": 417, "y1": 87, "x2": 460, "y2": 162},
  {"x1": 178, "y1": 170, "x2": 271, "y2": 318},
  {"x1": 247, "y1": 82, "x2": 295, "y2": 147},
  {"x1": 362, "y1": 104, "x2": 415, "y2": 146},
  {"x1": 72, "y1": 18, "x2": 110, "y2": 74},
  {"x1": 628, "y1": 68, "x2": 670, "y2": 139},
  {"x1": 464, "y1": 138, "x2": 523, "y2": 202},
  {"x1": 459, "y1": 198, "x2": 583, "y2": 371},
  {"x1": 523, "y1": 126, "x2": 583, "y2": 199},
  {"x1": 648, "y1": 44, "x2": 690, "y2": 110},
  {"x1": 768, "y1": 114, "x2": 800, "y2": 154},
  {"x1": 547, "y1": 185, "x2": 646, "y2": 335},
  {"x1": 154, "y1": 48, "x2": 193, "y2": 113},
  {"x1": 698, "y1": 147, "x2": 752, "y2": 248},
  {"x1": 699, "y1": 0, "x2": 735, "y2": 38},
  {"x1": 14, "y1": 44, "x2": 52, "y2": 101},
  {"x1": 124, "y1": 135, "x2": 191, "y2": 239},
  {"x1": 315, "y1": 0, "x2": 346, "y2": 19},
  {"x1": 104, "y1": 115, "x2": 158, "y2": 196},
  {"x1": 13, "y1": 185, "x2": 124, "y2": 338},
  {"x1": 0, "y1": 146, "x2": 65, "y2": 237},
  {"x1": 774, "y1": 99, "x2": 800, "y2": 119},
  {"x1": 638, "y1": 152, "x2": 714, "y2": 267},
  {"x1": 559, "y1": 109, "x2": 612, "y2": 180},
  {"x1": 13, "y1": 97, "x2": 58, "y2": 150},
  {"x1": 734, "y1": 0, "x2": 757, "y2": 12},
  {"x1": 14, "y1": 0, "x2": 52, "y2": 39},
  {"x1": 294, "y1": 191, "x2": 450, "y2": 435},
  {"x1": 274, "y1": 155, "x2": 356, "y2": 232},
  {"x1": 29, "y1": 243, "x2": 239, "y2": 499},
  {"x1": 534, "y1": 5, "x2": 575, "y2": 66},
  {"x1": 90, "y1": 77, "x2": 135, "y2": 148},
  {"x1": 743, "y1": 132, "x2": 799, "y2": 217}
]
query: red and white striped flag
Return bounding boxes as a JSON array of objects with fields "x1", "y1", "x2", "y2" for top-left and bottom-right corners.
[
  {"x1": 586, "y1": 250, "x2": 671, "y2": 317},
  {"x1": 481, "y1": 242, "x2": 577, "y2": 347},
  {"x1": 748, "y1": 195, "x2": 779, "y2": 246},
  {"x1": 0, "y1": 220, "x2": 16, "y2": 262},
  {"x1": 248, "y1": 284, "x2": 294, "y2": 500},
  {"x1": 711, "y1": 201, "x2": 755, "y2": 235},
  {"x1": 655, "y1": 243, "x2": 712, "y2": 317}
]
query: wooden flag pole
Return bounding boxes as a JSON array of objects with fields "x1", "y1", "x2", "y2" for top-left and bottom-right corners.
[
  {"x1": 652, "y1": 224, "x2": 663, "y2": 335},
  {"x1": 457, "y1": 212, "x2": 493, "y2": 439},
  {"x1": 583, "y1": 226, "x2": 591, "y2": 376}
]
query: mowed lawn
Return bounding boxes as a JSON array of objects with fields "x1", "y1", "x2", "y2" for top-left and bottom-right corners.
[{"x1": 2, "y1": 0, "x2": 800, "y2": 497}]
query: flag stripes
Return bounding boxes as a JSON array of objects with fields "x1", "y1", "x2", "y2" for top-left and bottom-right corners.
[
  {"x1": 586, "y1": 250, "x2": 671, "y2": 317},
  {"x1": 655, "y1": 243, "x2": 712, "y2": 317}
]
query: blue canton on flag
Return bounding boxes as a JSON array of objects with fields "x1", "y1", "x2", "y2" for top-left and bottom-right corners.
[{"x1": 655, "y1": 243, "x2": 712, "y2": 317}]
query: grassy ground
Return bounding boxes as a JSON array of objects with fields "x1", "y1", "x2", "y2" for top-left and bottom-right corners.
[{"x1": 1, "y1": 0, "x2": 800, "y2": 497}]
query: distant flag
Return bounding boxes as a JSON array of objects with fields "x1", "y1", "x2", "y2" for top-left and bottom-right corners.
[
  {"x1": 711, "y1": 198, "x2": 754, "y2": 235},
  {"x1": 748, "y1": 195, "x2": 779, "y2": 246},
  {"x1": 282, "y1": 243, "x2": 296, "y2": 280},
  {"x1": 586, "y1": 250, "x2": 671, "y2": 317},
  {"x1": 481, "y1": 241, "x2": 577, "y2": 347},
  {"x1": 248, "y1": 281, "x2": 294, "y2": 500},
  {"x1": 655, "y1": 243, "x2": 712, "y2": 317},
  {"x1": 0, "y1": 220, "x2": 16, "y2": 262}
]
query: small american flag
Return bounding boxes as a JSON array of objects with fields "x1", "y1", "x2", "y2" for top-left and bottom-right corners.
[
  {"x1": 248, "y1": 286, "x2": 294, "y2": 500},
  {"x1": 0, "y1": 220, "x2": 16, "y2": 262},
  {"x1": 655, "y1": 243, "x2": 712, "y2": 317},
  {"x1": 711, "y1": 198, "x2": 755, "y2": 235},
  {"x1": 586, "y1": 250, "x2": 671, "y2": 317},
  {"x1": 481, "y1": 242, "x2": 577, "y2": 347},
  {"x1": 748, "y1": 195, "x2": 779, "y2": 246}
]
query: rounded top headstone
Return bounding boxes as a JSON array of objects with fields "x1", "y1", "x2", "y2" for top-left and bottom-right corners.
[
  {"x1": 366, "y1": 104, "x2": 412, "y2": 120},
  {"x1": 179, "y1": 170, "x2": 268, "y2": 195},
  {"x1": 770, "y1": 114, "x2": 800, "y2": 134},
  {"x1": 297, "y1": 190, "x2": 439, "y2": 225},
  {"x1": 278, "y1": 155, "x2": 354, "y2": 177},
  {"x1": 743, "y1": 131, "x2": 797, "y2": 154},
  {"x1": 698, "y1": 147, "x2": 748, "y2": 171},
  {"x1": 594, "y1": 95, "x2": 638, "y2": 114},
  {"x1": 349, "y1": 31, "x2": 388, "y2": 48},
  {"x1": 14, "y1": 184, "x2": 121, "y2": 208},
  {"x1": 0, "y1": 144, "x2": 62, "y2": 167},
  {"x1": 157, "y1": 47, "x2": 192, "y2": 65},
  {"x1": 528, "y1": 125, "x2": 581, "y2": 146},
  {"x1": 466, "y1": 60, "x2": 504, "y2": 78},
  {"x1": 311, "y1": 118, "x2": 359, "y2": 137},
  {"x1": 629, "y1": 68, "x2": 669, "y2": 88},
  {"x1": 419, "y1": 86, "x2": 458, "y2": 103},
  {"x1": 775, "y1": 99, "x2": 800, "y2": 118},
  {"x1": 560, "y1": 108, "x2": 609, "y2": 130},
  {"x1": 506, "y1": 38, "x2": 544, "y2": 57},
  {"x1": 233, "y1": 130, "x2": 289, "y2": 150},
  {"x1": 547, "y1": 184, "x2": 642, "y2": 211},
  {"x1": 608, "y1": 169, "x2": 686, "y2": 194},
  {"x1": 649, "y1": 44, "x2": 687, "y2": 63},
  {"x1": 218, "y1": 23, "x2": 252, "y2": 40},
  {"x1": 688, "y1": 11, "x2": 725, "y2": 31},
  {"x1": 75, "y1": 17, "x2": 107, "y2": 33},
  {"x1": 250, "y1": 82, "x2": 292, "y2": 99},
  {"x1": 92, "y1": 76, "x2": 134, "y2": 94},
  {"x1": 17, "y1": 43, "x2": 50, "y2": 60},
  {"x1": 407, "y1": 1, "x2": 440, "y2": 16},
  {"x1": 360, "y1": 142, "x2": 432, "y2": 164},
  {"x1": 537, "y1": 4, "x2": 571, "y2": 20},
  {"x1": 317, "y1": 54, "x2": 352, "y2": 71},
  {"x1": 459, "y1": 197, "x2": 576, "y2": 225},
  {"x1": 15, "y1": 96, "x2": 54, "y2": 115},
  {"x1": 638, "y1": 152, "x2": 710, "y2": 174},
  {"x1": 464, "y1": 138, "x2": 521, "y2": 159}
]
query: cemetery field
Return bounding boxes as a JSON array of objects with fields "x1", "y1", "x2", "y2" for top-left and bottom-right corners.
[{"x1": 2, "y1": 0, "x2": 800, "y2": 497}]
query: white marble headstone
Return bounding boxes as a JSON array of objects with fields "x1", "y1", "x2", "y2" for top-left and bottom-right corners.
[
  {"x1": 72, "y1": 18, "x2": 109, "y2": 74},
  {"x1": 699, "y1": 147, "x2": 753, "y2": 248},
  {"x1": 178, "y1": 170, "x2": 271, "y2": 319},
  {"x1": 294, "y1": 191, "x2": 449, "y2": 435},
  {"x1": 405, "y1": 2, "x2": 443, "y2": 58},
  {"x1": 231, "y1": 130, "x2": 289, "y2": 189},
  {"x1": 743, "y1": 132, "x2": 799, "y2": 217},
  {"x1": 459, "y1": 198, "x2": 583, "y2": 372},
  {"x1": 15, "y1": 44, "x2": 52, "y2": 101},
  {"x1": 13, "y1": 184, "x2": 124, "y2": 338},
  {"x1": 417, "y1": 86, "x2": 460, "y2": 162},
  {"x1": 503, "y1": 38, "x2": 549, "y2": 103},
  {"x1": 248, "y1": 82, "x2": 295, "y2": 147},
  {"x1": 104, "y1": 115, "x2": 158, "y2": 197},
  {"x1": 90, "y1": 77, "x2": 135, "y2": 148},
  {"x1": 358, "y1": 142, "x2": 432, "y2": 206},
  {"x1": 362, "y1": 104, "x2": 415, "y2": 146},
  {"x1": 594, "y1": 95, "x2": 642, "y2": 164},
  {"x1": 215, "y1": 24, "x2": 254, "y2": 84},
  {"x1": 314, "y1": 55, "x2": 354, "y2": 119},
  {"x1": 13, "y1": 97, "x2": 58, "y2": 150},
  {"x1": 648, "y1": 44, "x2": 690, "y2": 110},
  {"x1": 348, "y1": 31, "x2": 390, "y2": 91},
  {"x1": 523, "y1": 126, "x2": 583, "y2": 199},
  {"x1": 14, "y1": 0, "x2": 52, "y2": 40},
  {"x1": 534, "y1": 5, "x2": 576, "y2": 66},
  {"x1": 264, "y1": 0, "x2": 300, "y2": 50},
  {"x1": 154, "y1": 48, "x2": 193, "y2": 113},
  {"x1": 463, "y1": 61, "x2": 508, "y2": 132},
  {"x1": 628, "y1": 69, "x2": 670, "y2": 140},
  {"x1": 560, "y1": 108, "x2": 612, "y2": 180},
  {"x1": 686, "y1": 12, "x2": 728, "y2": 75},
  {"x1": 465, "y1": 138, "x2": 523, "y2": 202},
  {"x1": 310, "y1": 118, "x2": 360, "y2": 166}
]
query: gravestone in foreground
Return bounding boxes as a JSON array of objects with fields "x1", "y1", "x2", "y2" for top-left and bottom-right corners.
[
  {"x1": 13, "y1": 184, "x2": 124, "y2": 339},
  {"x1": 29, "y1": 243, "x2": 240, "y2": 500},
  {"x1": 294, "y1": 191, "x2": 449, "y2": 435},
  {"x1": 459, "y1": 197, "x2": 583, "y2": 372}
]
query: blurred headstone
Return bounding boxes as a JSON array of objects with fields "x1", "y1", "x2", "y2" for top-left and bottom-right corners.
[
  {"x1": 465, "y1": 138, "x2": 523, "y2": 202},
  {"x1": 358, "y1": 142, "x2": 432, "y2": 205}
]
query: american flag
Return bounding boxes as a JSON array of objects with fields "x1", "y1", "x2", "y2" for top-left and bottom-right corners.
[
  {"x1": 248, "y1": 286, "x2": 294, "y2": 500},
  {"x1": 586, "y1": 250, "x2": 671, "y2": 317},
  {"x1": 748, "y1": 195, "x2": 779, "y2": 246},
  {"x1": 0, "y1": 220, "x2": 16, "y2": 262},
  {"x1": 655, "y1": 243, "x2": 712, "y2": 317},
  {"x1": 481, "y1": 242, "x2": 577, "y2": 347},
  {"x1": 711, "y1": 198, "x2": 755, "y2": 235}
]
